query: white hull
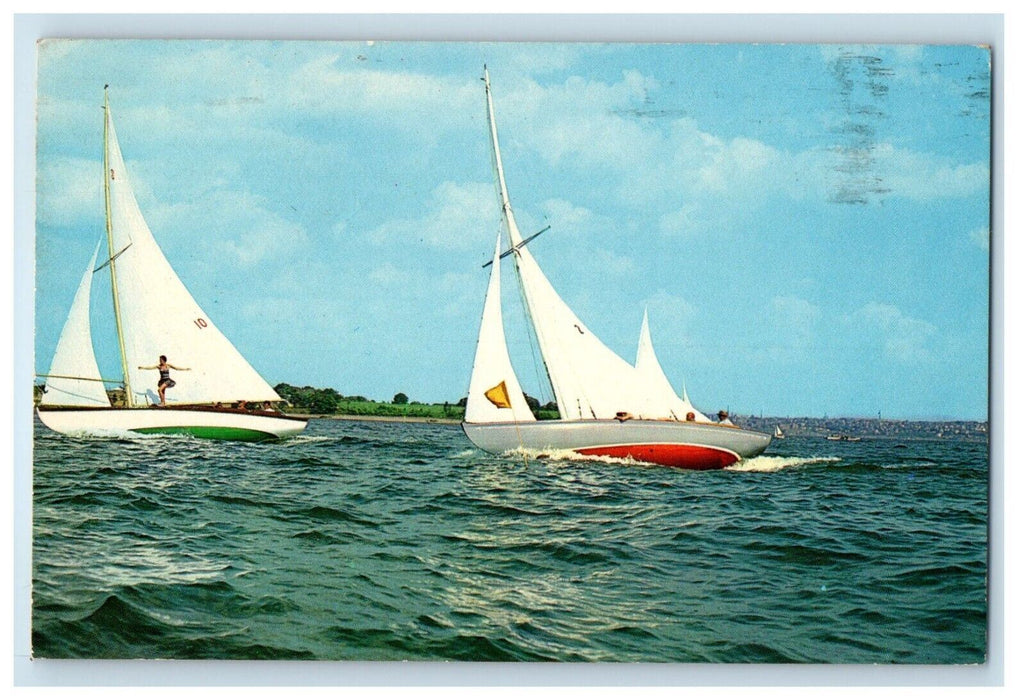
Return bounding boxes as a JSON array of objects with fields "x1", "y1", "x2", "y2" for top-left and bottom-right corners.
[
  {"x1": 37, "y1": 406, "x2": 308, "y2": 441},
  {"x1": 462, "y1": 419, "x2": 771, "y2": 470}
]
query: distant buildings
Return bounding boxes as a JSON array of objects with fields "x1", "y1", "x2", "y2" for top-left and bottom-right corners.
[{"x1": 736, "y1": 415, "x2": 988, "y2": 442}]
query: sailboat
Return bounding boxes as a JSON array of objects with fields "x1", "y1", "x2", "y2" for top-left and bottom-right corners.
[
  {"x1": 461, "y1": 69, "x2": 771, "y2": 470},
  {"x1": 774, "y1": 425, "x2": 785, "y2": 439},
  {"x1": 36, "y1": 88, "x2": 307, "y2": 441}
]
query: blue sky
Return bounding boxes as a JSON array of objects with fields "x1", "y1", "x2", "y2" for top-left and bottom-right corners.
[{"x1": 33, "y1": 40, "x2": 991, "y2": 420}]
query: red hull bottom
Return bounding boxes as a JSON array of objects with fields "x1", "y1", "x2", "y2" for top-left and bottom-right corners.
[{"x1": 577, "y1": 443, "x2": 738, "y2": 470}]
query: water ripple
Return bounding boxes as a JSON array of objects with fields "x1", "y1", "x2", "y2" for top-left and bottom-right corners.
[{"x1": 32, "y1": 423, "x2": 988, "y2": 663}]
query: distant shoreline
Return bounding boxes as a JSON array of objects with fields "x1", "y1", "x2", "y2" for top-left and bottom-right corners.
[
  {"x1": 296, "y1": 413, "x2": 462, "y2": 426},
  {"x1": 288, "y1": 413, "x2": 988, "y2": 442},
  {"x1": 30, "y1": 387, "x2": 987, "y2": 440}
]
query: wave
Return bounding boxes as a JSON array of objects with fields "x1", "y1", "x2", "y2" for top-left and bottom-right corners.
[
  {"x1": 728, "y1": 455, "x2": 841, "y2": 472},
  {"x1": 57, "y1": 428, "x2": 193, "y2": 442},
  {"x1": 291, "y1": 504, "x2": 379, "y2": 528},
  {"x1": 878, "y1": 460, "x2": 939, "y2": 469},
  {"x1": 503, "y1": 447, "x2": 649, "y2": 467},
  {"x1": 32, "y1": 416, "x2": 989, "y2": 663},
  {"x1": 281, "y1": 434, "x2": 335, "y2": 443}
]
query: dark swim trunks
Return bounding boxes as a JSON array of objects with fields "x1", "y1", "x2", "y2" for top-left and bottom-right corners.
[{"x1": 158, "y1": 378, "x2": 176, "y2": 389}]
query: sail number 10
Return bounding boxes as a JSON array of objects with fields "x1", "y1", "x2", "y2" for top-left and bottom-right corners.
[{"x1": 194, "y1": 318, "x2": 208, "y2": 329}]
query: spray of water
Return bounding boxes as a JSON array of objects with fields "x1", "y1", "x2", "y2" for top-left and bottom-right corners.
[
  {"x1": 504, "y1": 446, "x2": 646, "y2": 467},
  {"x1": 468, "y1": 446, "x2": 842, "y2": 472},
  {"x1": 285, "y1": 435, "x2": 336, "y2": 444},
  {"x1": 66, "y1": 428, "x2": 184, "y2": 442},
  {"x1": 728, "y1": 455, "x2": 841, "y2": 473}
]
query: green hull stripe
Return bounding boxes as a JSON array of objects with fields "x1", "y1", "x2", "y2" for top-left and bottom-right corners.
[{"x1": 132, "y1": 426, "x2": 278, "y2": 441}]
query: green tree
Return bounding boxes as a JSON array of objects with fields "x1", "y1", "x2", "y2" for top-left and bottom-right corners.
[
  {"x1": 308, "y1": 388, "x2": 340, "y2": 414},
  {"x1": 393, "y1": 392, "x2": 409, "y2": 405},
  {"x1": 523, "y1": 394, "x2": 541, "y2": 412}
]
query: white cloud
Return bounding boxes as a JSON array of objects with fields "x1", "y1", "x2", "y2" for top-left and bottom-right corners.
[
  {"x1": 697, "y1": 136, "x2": 781, "y2": 194},
  {"x1": 364, "y1": 263, "x2": 478, "y2": 321},
  {"x1": 368, "y1": 181, "x2": 498, "y2": 249},
  {"x1": 870, "y1": 144, "x2": 989, "y2": 200},
  {"x1": 656, "y1": 204, "x2": 702, "y2": 237},
  {"x1": 36, "y1": 157, "x2": 102, "y2": 228},
  {"x1": 656, "y1": 135, "x2": 988, "y2": 212},
  {"x1": 149, "y1": 189, "x2": 310, "y2": 269},
  {"x1": 770, "y1": 295, "x2": 822, "y2": 352},
  {"x1": 216, "y1": 218, "x2": 308, "y2": 268},
  {"x1": 434, "y1": 271, "x2": 480, "y2": 318},
  {"x1": 286, "y1": 58, "x2": 479, "y2": 127},
  {"x1": 970, "y1": 226, "x2": 990, "y2": 251},
  {"x1": 853, "y1": 302, "x2": 937, "y2": 363},
  {"x1": 485, "y1": 44, "x2": 582, "y2": 77},
  {"x1": 42, "y1": 50, "x2": 988, "y2": 256},
  {"x1": 539, "y1": 198, "x2": 593, "y2": 230},
  {"x1": 493, "y1": 69, "x2": 987, "y2": 218},
  {"x1": 591, "y1": 249, "x2": 637, "y2": 277},
  {"x1": 498, "y1": 70, "x2": 661, "y2": 170},
  {"x1": 535, "y1": 198, "x2": 618, "y2": 241},
  {"x1": 368, "y1": 262, "x2": 406, "y2": 286},
  {"x1": 643, "y1": 290, "x2": 699, "y2": 333}
]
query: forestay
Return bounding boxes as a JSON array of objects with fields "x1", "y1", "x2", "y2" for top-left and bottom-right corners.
[
  {"x1": 41, "y1": 244, "x2": 111, "y2": 407},
  {"x1": 104, "y1": 104, "x2": 281, "y2": 406}
]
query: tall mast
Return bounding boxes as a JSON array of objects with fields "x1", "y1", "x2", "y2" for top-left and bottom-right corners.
[
  {"x1": 484, "y1": 67, "x2": 524, "y2": 248},
  {"x1": 103, "y1": 86, "x2": 134, "y2": 406},
  {"x1": 483, "y1": 67, "x2": 561, "y2": 411}
]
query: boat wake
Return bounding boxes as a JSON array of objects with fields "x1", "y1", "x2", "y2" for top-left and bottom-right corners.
[
  {"x1": 728, "y1": 455, "x2": 841, "y2": 473},
  {"x1": 61, "y1": 428, "x2": 192, "y2": 442},
  {"x1": 284, "y1": 435, "x2": 336, "y2": 444},
  {"x1": 504, "y1": 447, "x2": 654, "y2": 468}
]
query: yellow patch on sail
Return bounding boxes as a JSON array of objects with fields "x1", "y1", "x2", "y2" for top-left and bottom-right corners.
[{"x1": 484, "y1": 381, "x2": 512, "y2": 409}]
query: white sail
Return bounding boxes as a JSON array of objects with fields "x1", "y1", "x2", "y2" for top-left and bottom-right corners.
[
  {"x1": 509, "y1": 242, "x2": 651, "y2": 419},
  {"x1": 41, "y1": 243, "x2": 112, "y2": 407},
  {"x1": 103, "y1": 102, "x2": 281, "y2": 406},
  {"x1": 484, "y1": 69, "x2": 654, "y2": 421},
  {"x1": 634, "y1": 309, "x2": 709, "y2": 421},
  {"x1": 465, "y1": 235, "x2": 536, "y2": 423}
]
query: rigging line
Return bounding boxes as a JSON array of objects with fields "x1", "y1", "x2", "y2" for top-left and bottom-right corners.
[
  {"x1": 482, "y1": 226, "x2": 551, "y2": 268},
  {"x1": 36, "y1": 373, "x2": 121, "y2": 384},
  {"x1": 509, "y1": 245, "x2": 555, "y2": 411},
  {"x1": 93, "y1": 243, "x2": 132, "y2": 272},
  {"x1": 39, "y1": 388, "x2": 110, "y2": 404},
  {"x1": 510, "y1": 397, "x2": 529, "y2": 469}
]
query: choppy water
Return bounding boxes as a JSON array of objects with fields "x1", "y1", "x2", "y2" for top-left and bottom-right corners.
[{"x1": 31, "y1": 418, "x2": 988, "y2": 663}]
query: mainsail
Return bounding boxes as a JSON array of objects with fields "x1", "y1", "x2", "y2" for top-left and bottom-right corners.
[
  {"x1": 465, "y1": 235, "x2": 536, "y2": 423},
  {"x1": 41, "y1": 243, "x2": 111, "y2": 407},
  {"x1": 483, "y1": 68, "x2": 677, "y2": 421},
  {"x1": 103, "y1": 98, "x2": 281, "y2": 406}
]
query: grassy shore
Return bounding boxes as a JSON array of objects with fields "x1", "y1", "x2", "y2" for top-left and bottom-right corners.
[
  {"x1": 285, "y1": 399, "x2": 559, "y2": 423},
  {"x1": 309, "y1": 413, "x2": 463, "y2": 425}
]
